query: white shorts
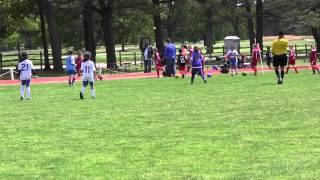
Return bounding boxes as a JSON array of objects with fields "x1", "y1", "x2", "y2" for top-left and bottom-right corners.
[{"x1": 82, "y1": 75, "x2": 94, "y2": 82}]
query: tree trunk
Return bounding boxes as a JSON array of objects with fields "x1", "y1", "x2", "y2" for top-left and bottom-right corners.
[
  {"x1": 245, "y1": 0, "x2": 255, "y2": 54},
  {"x1": 99, "y1": 0, "x2": 117, "y2": 68},
  {"x1": 39, "y1": 0, "x2": 63, "y2": 72},
  {"x1": 38, "y1": 0, "x2": 50, "y2": 70},
  {"x1": 121, "y1": 41, "x2": 125, "y2": 52},
  {"x1": 205, "y1": 5, "x2": 214, "y2": 54},
  {"x1": 83, "y1": 0, "x2": 97, "y2": 63},
  {"x1": 256, "y1": 0, "x2": 263, "y2": 51},
  {"x1": 153, "y1": 0, "x2": 164, "y2": 56},
  {"x1": 231, "y1": 19, "x2": 240, "y2": 36},
  {"x1": 231, "y1": 0, "x2": 240, "y2": 36},
  {"x1": 166, "y1": 4, "x2": 176, "y2": 40},
  {"x1": 311, "y1": 27, "x2": 320, "y2": 52}
]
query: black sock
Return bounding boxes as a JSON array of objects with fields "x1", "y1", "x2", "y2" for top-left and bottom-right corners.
[
  {"x1": 281, "y1": 71, "x2": 284, "y2": 79},
  {"x1": 275, "y1": 70, "x2": 280, "y2": 79}
]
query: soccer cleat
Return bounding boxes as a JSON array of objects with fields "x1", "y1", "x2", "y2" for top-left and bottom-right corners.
[
  {"x1": 277, "y1": 79, "x2": 283, "y2": 85},
  {"x1": 190, "y1": 81, "x2": 193, "y2": 84},
  {"x1": 80, "y1": 92, "x2": 84, "y2": 99},
  {"x1": 26, "y1": 97, "x2": 30, "y2": 100},
  {"x1": 20, "y1": 97, "x2": 23, "y2": 100},
  {"x1": 204, "y1": 80, "x2": 207, "y2": 84},
  {"x1": 92, "y1": 96, "x2": 95, "y2": 99}
]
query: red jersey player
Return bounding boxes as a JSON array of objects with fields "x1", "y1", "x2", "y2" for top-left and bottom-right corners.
[
  {"x1": 75, "y1": 52, "x2": 83, "y2": 76},
  {"x1": 177, "y1": 49, "x2": 187, "y2": 78},
  {"x1": 251, "y1": 44, "x2": 261, "y2": 76},
  {"x1": 186, "y1": 45, "x2": 193, "y2": 72},
  {"x1": 310, "y1": 45, "x2": 320, "y2": 74},
  {"x1": 286, "y1": 45, "x2": 298, "y2": 74},
  {"x1": 153, "y1": 48, "x2": 162, "y2": 78}
]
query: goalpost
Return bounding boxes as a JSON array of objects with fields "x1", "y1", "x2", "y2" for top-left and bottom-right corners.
[{"x1": 0, "y1": 68, "x2": 15, "y2": 80}]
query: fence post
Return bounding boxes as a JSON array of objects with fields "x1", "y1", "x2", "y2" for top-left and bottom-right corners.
[
  {"x1": 40, "y1": 51, "x2": 43, "y2": 70},
  {"x1": 222, "y1": 45, "x2": 225, "y2": 56},
  {"x1": 134, "y1": 52, "x2": 137, "y2": 65},
  {"x1": 119, "y1": 51, "x2": 122, "y2": 66},
  {"x1": 10, "y1": 68, "x2": 14, "y2": 80},
  {"x1": 141, "y1": 53, "x2": 143, "y2": 68},
  {"x1": 305, "y1": 44, "x2": 308, "y2": 62},
  {"x1": 0, "y1": 53, "x2": 2, "y2": 70}
]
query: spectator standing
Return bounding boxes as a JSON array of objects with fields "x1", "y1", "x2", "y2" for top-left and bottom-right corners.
[
  {"x1": 143, "y1": 43, "x2": 153, "y2": 73},
  {"x1": 164, "y1": 39, "x2": 176, "y2": 77},
  {"x1": 265, "y1": 46, "x2": 272, "y2": 69}
]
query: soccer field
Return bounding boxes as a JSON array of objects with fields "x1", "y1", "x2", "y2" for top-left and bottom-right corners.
[{"x1": 0, "y1": 70, "x2": 320, "y2": 179}]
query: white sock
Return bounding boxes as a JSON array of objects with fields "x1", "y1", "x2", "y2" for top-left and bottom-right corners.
[
  {"x1": 91, "y1": 88, "x2": 95, "y2": 97},
  {"x1": 26, "y1": 87, "x2": 31, "y2": 98},
  {"x1": 20, "y1": 86, "x2": 25, "y2": 98},
  {"x1": 81, "y1": 87, "x2": 86, "y2": 94}
]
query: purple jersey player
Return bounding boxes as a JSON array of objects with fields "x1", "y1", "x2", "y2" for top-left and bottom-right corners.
[{"x1": 190, "y1": 46, "x2": 207, "y2": 84}]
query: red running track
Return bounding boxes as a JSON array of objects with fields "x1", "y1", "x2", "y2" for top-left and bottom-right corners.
[{"x1": 0, "y1": 66, "x2": 312, "y2": 86}]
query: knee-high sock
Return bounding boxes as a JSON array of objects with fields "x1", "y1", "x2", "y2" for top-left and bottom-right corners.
[
  {"x1": 81, "y1": 87, "x2": 86, "y2": 94},
  {"x1": 281, "y1": 70, "x2": 285, "y2": 79},
  {"x1": 201, "y1": 71, "x2": 206, "y2": 80},
  {"x1": 72, "y1": 77, "x2": 76, "y2": 84},
  {"x1": 26, "y1": 87, "x2": 31, "y2": 98},
  {"x1": 20, "y1": 86, "x2": 25, "y2": 98},
  {"x1": 157, "y1": 70, "x2": 160, "y2": 78},
  {"x1": 191, "y1": 72, "x2": 196, "y2": 82},
  {"x1": 91, "y1": 88, "x2": 95, "y2": 97},
  {"x1": 275, "y1": 69, "x2": 280, "y2": 79}
]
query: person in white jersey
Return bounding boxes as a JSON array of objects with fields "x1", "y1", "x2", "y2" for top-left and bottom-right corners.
[
  {"x1": 80, "y1": 51, "x2": 96, "y2": 99},
  {"x1": 18, "y1": 52, "x2": 36, "y2": 100}
]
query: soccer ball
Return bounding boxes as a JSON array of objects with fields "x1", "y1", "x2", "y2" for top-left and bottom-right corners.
[
  {"x1": 207, "y1": 73, "x2": 212, "y2": 78},
  {"x1": 242, "y1": 72, "x2": 248, "y2": 76}
]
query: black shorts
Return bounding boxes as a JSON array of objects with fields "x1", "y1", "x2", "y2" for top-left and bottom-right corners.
[{"x1": 273, "y1": 54, "x2": 287, "y2": 67}]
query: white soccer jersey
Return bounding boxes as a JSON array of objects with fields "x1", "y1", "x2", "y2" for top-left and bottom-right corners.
[
  {"x1": 81, "y1": 60, "x2": 96, "y2": 82},
  {"x1": 18, "y1": 59, "x2": 34, "y2": 80}
]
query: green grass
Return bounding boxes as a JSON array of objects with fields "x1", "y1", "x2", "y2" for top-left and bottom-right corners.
[{"x1": 1, "y1": 70, "x2": 320, "y2": 179}]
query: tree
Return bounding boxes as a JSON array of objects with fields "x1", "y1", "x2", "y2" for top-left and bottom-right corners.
[
  {"x1": 83, "y1": 0, "x2": 97, "y2": 62},
  {"x1": 245, "y1": 0, "x2": 255, "y2": 53},
  {"x1": 256, "y1": 0, "x2": 263, "y2": 50},
  {"x1": 39, "y1": 0, "x2": 63, "y2": 72},
  {"x1": 152, "y1": 0, "x2": 165, "y2": 54},
  {"x1": 38, "y1": 0, "x2": 50, "y2": 70},
  {"x1": 195, "y1": 0, "x2": 220, "y2": 54},
  {"x1": 98, "y1": 0, "x2": 116, "y2": 68},
  {"x1": 264, "y1": 0, "x2": 320, "y2": 52}
]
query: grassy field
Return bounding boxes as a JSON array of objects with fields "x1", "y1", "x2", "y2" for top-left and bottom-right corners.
[{"x1": 0, "y1": 70, "x2": 320, "y2": 179}]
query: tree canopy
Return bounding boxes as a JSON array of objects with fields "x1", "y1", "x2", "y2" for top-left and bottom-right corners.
[{"x1": 0, "y1": 0, "x2": 319, "y2": 70}]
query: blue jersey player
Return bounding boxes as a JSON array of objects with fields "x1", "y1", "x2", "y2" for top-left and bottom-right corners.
[{"x1": 65, "y1": 50, "x2": 76, "y2": 86}]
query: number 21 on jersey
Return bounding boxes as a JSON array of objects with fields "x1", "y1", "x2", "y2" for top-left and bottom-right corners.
[{"x1": 21, "y1": 64, "x2": 29, "y2": 71}]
